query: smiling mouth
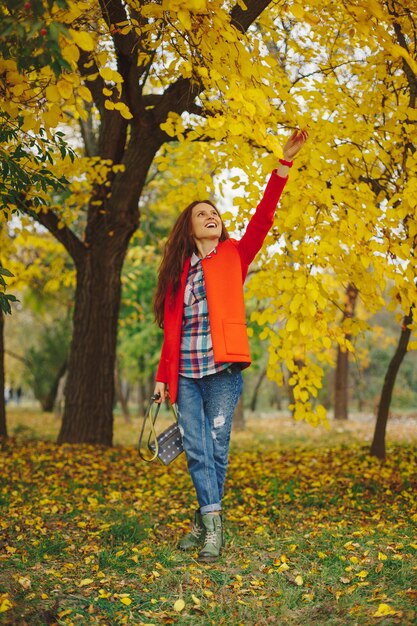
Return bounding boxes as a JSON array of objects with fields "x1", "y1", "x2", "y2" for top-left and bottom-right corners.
[{"x1": 205, "y1": 222, "x2": 217, "y2": 228}]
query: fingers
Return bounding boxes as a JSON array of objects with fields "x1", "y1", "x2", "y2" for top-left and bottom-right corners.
[
  {"x1": 293, "y1": 128, "x2": 309, "y2": 143},
  {"x1": 153, "y1": 383, "x2": 168, "y2": 403}
]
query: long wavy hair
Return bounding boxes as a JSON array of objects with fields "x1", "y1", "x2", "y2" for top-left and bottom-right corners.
[{"x1": 154, "y1": 199, "x2": 230, "y2": 328}]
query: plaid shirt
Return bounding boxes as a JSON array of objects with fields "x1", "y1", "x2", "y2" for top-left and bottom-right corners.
[{"x1": 179, "y1": 249, "x2": 231, "y2": 378}]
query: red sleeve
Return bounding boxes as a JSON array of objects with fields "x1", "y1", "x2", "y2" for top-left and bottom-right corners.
[
  {"x1": 236, "y1": 171, "x2": 287, "y2": 267},
  {"x1": 156, "y1": 338, "x2": 168, "y2": 383}
]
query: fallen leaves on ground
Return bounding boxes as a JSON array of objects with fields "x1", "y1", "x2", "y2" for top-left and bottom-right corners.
[{"x1": 0, "y1": 433, "x2": 416, "y2": 625}]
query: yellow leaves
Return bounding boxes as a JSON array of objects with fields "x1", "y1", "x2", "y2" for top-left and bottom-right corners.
[
  {"x1": 0, "y1": 595, "x2": 13, "y2": 613},
  {"x1": 191, "y1": 594, "x2": 201, "y2": 606},
  {"x1": 78, "y1": 578, "x2": 94, "y2": 587},
  {"x1": 104, "y1": 100, "x2": 133, "y2": 119},
  {"x1": 1, "y1": 431, "x2": 417, "y2": 625},
  {"x1": 10, "y1": 83, "x2": 26, "y2": 97},
  {"x1": 43, "y1": 105, "x2": 63, "y2": 128},
  {"x1": 20, "y1": 114, "x2": 40, "y2": 133},
  {"x1": 160, "y1": 112, "x2": 185, "y2": 139},
  {"x1": 17, "y1": 576, "x2": 31, "y2": 590},
  {"x1": 373, "y1": 603, "x2": 399, "y2": 618},
  {"x1": 6, "y1": 70, "x2": 24, "y2": 85},
  {"x1": 228, "y1": 120, "x2": 246, "y2": 136},
  {"x1": 294, "y1": 575, "x2": 303, "y2": 586},
  {"x1": 99, "y1": 67, "x2": 118, "y2": 82},
  {"x1": 290, "y1": 3, "x2": 305, "y2": 19},
  {"x1": 61, "y1": 43, "x2": 80, "y2": 65},
  {"x1": 114, "y1": 102, "x2": 133, "y2": 119},
  {"x1": 45, "y1": 84, "x2": 60, "y2": 102},
  {"x1": 173, "y1": 598, "x2": 185, "y2": 612},
  {"x1": 389, "y1": 44, "x2": 417, "y2": 76},
  {"x1": 69, "y1": 28, "x2": 95, "y2": 52},
  {"x1": 57, "y1": 78, "x2": 73, "y2": 100},
  {"x1": 277, "y1": 562, "x2": 289, "y2": 572},
  {"x1": 78, "y1": 85, "x2": 92, "y2": 103},
  {"x1": 119, "y1": 596, "x2": 132, "y2": 606},
  {"x1": 140, "y1": 4, "x2": 164, "y2": 19},
  {"x1": 179, "y1": 60, "x2": 193, "y2": 77}
]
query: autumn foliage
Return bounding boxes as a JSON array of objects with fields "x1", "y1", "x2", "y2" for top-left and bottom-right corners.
[{"x1": 1, "y1": 0, "x2": 417, "y2": 440}]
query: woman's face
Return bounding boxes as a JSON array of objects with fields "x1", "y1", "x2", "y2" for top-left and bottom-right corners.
[{"x1": 190, "y1": 203, "x2": 222, "y2": 242}]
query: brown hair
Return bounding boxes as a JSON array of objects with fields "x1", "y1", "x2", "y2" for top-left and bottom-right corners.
[{"x1": 154, "y1": 200, "x2": 229, "y2": 328}]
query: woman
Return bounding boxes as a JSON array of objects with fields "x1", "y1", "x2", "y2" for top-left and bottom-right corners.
[{"x1": 153, "y1": 129, "x2": 308, "y2": 562}]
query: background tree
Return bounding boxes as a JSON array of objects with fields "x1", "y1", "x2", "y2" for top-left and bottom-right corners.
[
  {"x1": 5, "y1": 228, "x2": 74, "y2": 414},
  {"x1": 370, "y1": 309, "x2": 413, "y2": 459},
  {"x1": 1, "y1": 0, "x2": 76, "y2": 436},
  {"x1": 0, "y1": 308, "x2": 6, "y2": 438},
  {"x1": 334, "y1": 284, "x2": 359, "y2": 420},
  {"x1": 7, "y1": 0, "x2": 278, "y2": 445},
  {"x1": 4, "y1": 0, "x2": 417, "y2": 448},
  {"x1": 247, "y1": 0, "x2": 417, "y2": 428}
]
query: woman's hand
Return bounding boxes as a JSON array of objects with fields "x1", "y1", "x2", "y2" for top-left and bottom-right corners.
[
  {"x1": 282, "y1": 128, "x2": 309, "y2": 161},
  {"x1": 153, "y1": 381, "x2": 168, "y2": 404}
]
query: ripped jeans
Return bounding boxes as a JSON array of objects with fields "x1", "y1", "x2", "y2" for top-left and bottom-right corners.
[{"x1": 176, "y1": 366, "x2": 243, "y2": 514}]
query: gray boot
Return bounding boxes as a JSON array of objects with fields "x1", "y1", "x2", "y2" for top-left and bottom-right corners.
[
  {"x1": 178, "y1": 510, "x2": 205, "y2": 551},
  {"x1": 198, "y1": 513, "x2": 223, "y2": 562}
]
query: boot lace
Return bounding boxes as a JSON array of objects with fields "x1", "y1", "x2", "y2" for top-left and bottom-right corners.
[
  {"x1": 190, "y1": 523, "x2": 203, "y2": 539},
  {"x1": 204, "y1": 529, "x2": 217, "y2": 545}
]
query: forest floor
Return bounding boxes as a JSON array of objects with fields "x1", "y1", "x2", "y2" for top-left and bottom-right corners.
[{"x1": 1, "y1": 409, "x2": 416, "y2": 625}]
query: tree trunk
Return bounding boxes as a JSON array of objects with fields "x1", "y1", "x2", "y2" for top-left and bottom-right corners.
[
  {"x1": 41, "y1": 361, "x2": 67, "y2": 412},
  {"x1": 32, "y1": 1, "x2": 277, "y2": 446},
  {"x1": 58, "y1": 239, "x2": 128, "y2": 445},
  {"x1": 0, "y1": 310, "x2": 7, "y2": 438},
  {"x1": 233, "y1": 393, "x2": 246, "y2": 432},
  {"x1": 370, "y1": 311, "x2": 413, "y2": 460},
  {"x1": 115, "y1": 360, "x2": 131, "y2": 423},
  {"x1": 334, "y1": 283, "x2": 358, "y2": 420},
  {"x1": 272, "y1": 383, "x2": 282, "y2": 410},
  {"x1": 54, "y1": 370, "x2": 67, "y2": 419},
  {"x1": 250, "y1": 367, "x2": 267, "y2": 411}
]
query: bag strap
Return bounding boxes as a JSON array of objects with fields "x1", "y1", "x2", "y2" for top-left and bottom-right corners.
[
  {"x1": 138, "y1": 393, "x2": 179, "y2": 462},
  {"x1": 138, "y1": 393, "x2": 161, "y2": 462}
]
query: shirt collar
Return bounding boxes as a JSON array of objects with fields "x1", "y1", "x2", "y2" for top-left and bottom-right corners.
[{"x1": 190, "y1": 247, "x2": 217, "y2": 266}]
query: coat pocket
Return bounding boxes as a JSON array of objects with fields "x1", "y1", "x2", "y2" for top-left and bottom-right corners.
[{"x1": 222, "y1": 319, "x2": 250, "y2": 355}]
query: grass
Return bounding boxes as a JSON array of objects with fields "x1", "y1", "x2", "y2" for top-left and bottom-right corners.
[{"x1": 0, "y1": 408, "x2": 416, "y2": 625}]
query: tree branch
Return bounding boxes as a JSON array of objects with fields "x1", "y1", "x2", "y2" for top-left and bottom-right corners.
[
  {"x1": 78, "y1": 50, "x2": 106, "y2": 114},
  {"x1": 153, "y1": 0, "x2": 275, "y2": 124},
  {"x1": 230, "y1": 0, "x2": 274, "y2": 33},
  {"x1": 32, "y1": 209, "x2": 85, "y2": 265}
]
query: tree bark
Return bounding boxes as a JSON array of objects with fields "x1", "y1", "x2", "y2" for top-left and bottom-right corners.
[
  {"x1": 370, "y1": 310, "x2": 413, "y2": 459},
  {"x1": 334, "y1": 283, "x2": 358, "y2": 420},
  {"x1": 58, "y1": 237, "x2": 129, "y2": 444},
  {"x1": 0, "y1": 310, "x2": 7, "y2": 439},
  {"x1": 233, "y1": 393, "x2": 246, "y2": 432},
  {"x1": 115, "y1": 359, "x2": 131, "y2": 423},
  {"x1": 250, "y1": 367, "x2": 267, "y2": 411},
  {"x1": 41, "y1": 361, "x2": 67, "y2": 412}
]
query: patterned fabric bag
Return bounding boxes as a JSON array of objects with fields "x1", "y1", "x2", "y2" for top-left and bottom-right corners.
[{"x1": 138, "y1": 394, "x2": 184, "y2": 465}]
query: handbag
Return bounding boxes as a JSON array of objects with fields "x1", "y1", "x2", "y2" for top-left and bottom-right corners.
[{"x1": 138, "y1": 393, "x2": 184, "y2": 465}]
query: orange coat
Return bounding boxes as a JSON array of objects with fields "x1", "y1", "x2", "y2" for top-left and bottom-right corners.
[{"x1": 156, "y1": 171, "x2": 287, "y2": 402}]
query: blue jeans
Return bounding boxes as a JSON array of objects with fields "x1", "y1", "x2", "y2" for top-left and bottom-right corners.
[{"x1": 176, "y1": 366, "x2": 243, "y2": 515}]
